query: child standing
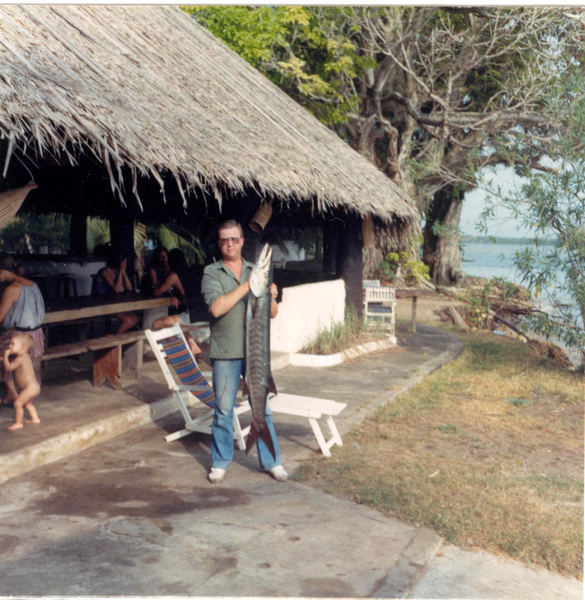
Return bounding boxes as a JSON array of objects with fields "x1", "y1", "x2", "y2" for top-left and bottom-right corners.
[{"x1": 4, "y1": 333, "x2": 41, "y2": 430}]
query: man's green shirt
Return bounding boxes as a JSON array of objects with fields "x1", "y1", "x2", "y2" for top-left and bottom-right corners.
[{"x1": 201, "y1": 259, "x2": 254, "y2": 359}]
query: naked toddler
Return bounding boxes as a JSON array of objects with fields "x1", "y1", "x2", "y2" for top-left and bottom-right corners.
[{"x1": 4, "y1": 333, "x2": 40, "y2": 430}]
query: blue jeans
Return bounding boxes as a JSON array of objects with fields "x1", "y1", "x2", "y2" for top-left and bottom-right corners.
[{"x1": 211, "y1": 358, "x2": 281, "y2": 470}]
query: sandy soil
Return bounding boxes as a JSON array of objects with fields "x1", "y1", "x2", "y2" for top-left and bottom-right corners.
[{"x1": 395, "y1": 290, "x2": 465, "y2": 326}]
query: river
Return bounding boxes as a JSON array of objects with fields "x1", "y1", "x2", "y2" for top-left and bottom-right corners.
[
  {"x1": 462, "y1": 240, "x2": 582, "y2": 367},
  {"x1": 462, "y1": 241, "x2": 573, "y2": 306}
]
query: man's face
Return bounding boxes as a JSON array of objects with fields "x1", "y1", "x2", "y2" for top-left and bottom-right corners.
[{"x1": 218, "y1": 226, "x2": 244, "y2": 260}]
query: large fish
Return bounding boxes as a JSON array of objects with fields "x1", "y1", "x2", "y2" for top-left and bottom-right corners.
[{"x1": 244, "y1": 243, "x2": 277, "y2": 459}]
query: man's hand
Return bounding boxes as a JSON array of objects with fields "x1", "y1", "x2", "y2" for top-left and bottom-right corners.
[
  {"x1": 170, "y1": 297, "x2": 180, "y2": 309},
  {"x1": 270, "y1": 283, "x2": 278, "y2": 300}
]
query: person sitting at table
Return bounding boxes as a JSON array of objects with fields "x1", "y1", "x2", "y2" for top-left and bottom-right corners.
[
  {"x1": 140, "y1": 246, "x2": 170, "y2": 295},
  {"x1": 0, "y1": 253, "x2": 45, "y2": 409},
  {"x1": 93, "y1": 249, "x2": 140, "y2": 334},
  {"x1": 151, "y1": 249, "x2": 201, "y2": 357}
]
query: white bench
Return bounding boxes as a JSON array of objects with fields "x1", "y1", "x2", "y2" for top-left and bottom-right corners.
[
  {"x1": 268, "y1": 393, "x2": 346, "y2": 457},
  {"x1": 196, "y1": 376, "x2": 347, "y2": 457}
]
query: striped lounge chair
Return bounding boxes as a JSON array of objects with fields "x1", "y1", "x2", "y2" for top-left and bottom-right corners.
[{"x1": 145, "y1": 323, "x2": 251, "y2": 447}]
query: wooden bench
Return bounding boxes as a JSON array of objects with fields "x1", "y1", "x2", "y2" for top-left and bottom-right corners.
[
  {"x1": 40, "y1": 323, "x2": 209, "y2": 391},
  {"x1": 40, "y1": 330, "x2": 146, "y2": 390}
]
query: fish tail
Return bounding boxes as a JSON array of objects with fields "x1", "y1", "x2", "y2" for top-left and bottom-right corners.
[
  {"x1": 245, "y1": 422, "x2": 259, "y2": 455},
  {"x1": 245, "y1": 421, "x2": 276, "y2": 461}
]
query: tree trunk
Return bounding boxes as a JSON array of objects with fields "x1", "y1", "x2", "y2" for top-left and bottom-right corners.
[
  {"x1": 423, "y1": 186, "x2": 465, "y2": 287},
  {"x1": 362, "y1": 214, "x2": 382, "y2": 279}
]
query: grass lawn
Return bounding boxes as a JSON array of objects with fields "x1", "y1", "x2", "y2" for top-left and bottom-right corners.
[{"x1": 294, "y1": 328, "x2": 584, "y2": 579}]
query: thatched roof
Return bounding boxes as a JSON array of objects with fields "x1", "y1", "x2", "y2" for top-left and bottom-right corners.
[{"x1": 0, "y1": 5, "x2": 418, "y2": 225}]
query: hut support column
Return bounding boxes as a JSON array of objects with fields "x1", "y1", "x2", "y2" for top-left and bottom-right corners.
[
  {"x1": 70, "y1": 210, "x2": 87, "y2": 256},
  {"x1": 323, "y1": 219, "x2": 339, "y2": 275},
  {"x1": 109, "y1": 206, "x2": 136, "y2": 286},
  {"x1": 69, "y1": 172, "x2": 88, "y2": 256},
  {"x1": 336, "y1": 212, "x2": 363, "y2": 317}
]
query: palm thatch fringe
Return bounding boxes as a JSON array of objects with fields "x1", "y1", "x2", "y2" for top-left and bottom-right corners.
[
  {"x1": 0, "y1": 181, "x2": 38, "y2": 230},
  {"x1": 0, "y1": 5, "x2": 418, "y2": 228}
]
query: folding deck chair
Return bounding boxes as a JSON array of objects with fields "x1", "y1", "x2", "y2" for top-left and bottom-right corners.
[
  {"x1": 146, "y1": 324, "x2": 347, "y2": 458},
  {"x1": 145, "y1": 324, "x2": 251, "y2": 448}
]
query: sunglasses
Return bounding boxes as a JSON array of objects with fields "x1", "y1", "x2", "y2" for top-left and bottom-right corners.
[{"x1": 219, "y1": 236, "x2": 242, "y2": 246}]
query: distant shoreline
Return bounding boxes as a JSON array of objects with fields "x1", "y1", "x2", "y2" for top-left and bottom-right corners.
[{"x1": 465, "y1": 235, "x2": 557, "y2": 245}]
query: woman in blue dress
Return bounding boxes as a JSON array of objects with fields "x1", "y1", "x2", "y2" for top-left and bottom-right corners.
[
  {"x1": 94, "y1": 250, "x2": 140, "y2": 334},
  {"x1": 0, "y1": 253, "x2": 45, "y2": 408}
]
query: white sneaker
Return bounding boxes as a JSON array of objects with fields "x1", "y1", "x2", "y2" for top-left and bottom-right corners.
[
  {"x1": 267, "y1": 465, "x2": 288, "y2": 482},
  {"x1": 208, "y1": 468, "x2": 226, "y2": 484}
]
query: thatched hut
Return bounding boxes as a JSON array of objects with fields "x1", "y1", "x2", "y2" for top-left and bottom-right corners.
[{"x1": 0, "y1": 5, "x2": 419, "y2": 309}]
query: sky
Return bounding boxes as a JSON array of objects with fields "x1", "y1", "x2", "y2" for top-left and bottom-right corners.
[{"x1": 459, "y1": 167, "x2": 533, "y2": 239}]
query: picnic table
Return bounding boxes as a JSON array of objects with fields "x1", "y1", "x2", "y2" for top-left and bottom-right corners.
[
  {"x1": 43, "y1": 293, "x2": 171, "y2": 326},
  {"x1": 41, "y1": 293, "x2": 172, "y2": 390}
]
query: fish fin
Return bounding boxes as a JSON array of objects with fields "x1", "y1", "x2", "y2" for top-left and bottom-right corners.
[
  {"x1": 241, "y1": 378, "x2": 249, "y2": 398},
  {"x1": 268, "y1": 375, "x2": 277, "y2": 396},
  {"x1": 245, "y1": 422, "x2": 277, "y2": 461}
]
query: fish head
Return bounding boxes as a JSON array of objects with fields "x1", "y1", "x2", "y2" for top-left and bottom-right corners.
[{"x1": 249, "y1": 243, "x2": 272, "y2": 297}]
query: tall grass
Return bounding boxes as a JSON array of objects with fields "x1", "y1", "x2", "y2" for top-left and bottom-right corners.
[{"x1": 301, "y1": 311, "x2": 387, "y2": 355}]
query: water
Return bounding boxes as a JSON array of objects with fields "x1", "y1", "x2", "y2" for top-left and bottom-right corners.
[
  {"x1": 462, "y1": 241, "x2": 573, "y2": 306},
  {"x1": 462, "y1": 241, "x2": 582, "y2": 367}
]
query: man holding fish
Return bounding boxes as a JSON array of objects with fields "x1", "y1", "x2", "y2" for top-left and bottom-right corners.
[{"x1": 201, "y1": 220, "x2": 288, "y2": 484}]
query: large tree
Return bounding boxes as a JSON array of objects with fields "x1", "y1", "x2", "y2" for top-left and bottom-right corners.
[
  {"x1": 187, "y1": 6, "x2": 583, "y2": 285},
  {"x1": 478, "y1": 71, "x2": 585, "y2": 365}
]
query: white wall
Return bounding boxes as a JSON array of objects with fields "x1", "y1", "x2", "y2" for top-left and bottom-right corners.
[
  {"x1": 20, "y1": 258, "x2": 105, "y2": 297},
  {"x1": 271, "y1": 279, "x2": 345, "y2": 353}
]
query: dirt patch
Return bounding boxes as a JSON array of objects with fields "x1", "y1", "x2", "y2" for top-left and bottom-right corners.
[{"x1": 395, "y1": 292, "x2": 463, "y2": 326}]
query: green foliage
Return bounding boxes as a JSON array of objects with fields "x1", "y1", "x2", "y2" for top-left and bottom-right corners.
[
  {"x1": 87, "y1": 217, "x2": 110, "y2": 252},
  {"x1": 380, "y1": 234, "x2": 430, "y2": 285},
  {"x1": 0, "y1": 213, "x2": 70, "y2": 253},
  {"x1": 507, "y1": 398, "x2": 530, "y2": 407},
  {"x1": 86, "y1": 218, "x2": 205, "y2": 265},
  {"x1": 464, "y1": 281, "x2": 494, "y2": 329},
  {"x1": 478, "y1": 72, "x2": 585, "y2": 364},
  {"x1": 185, "y1": 5, "x2": 364, "y2": 126},
  {"x1": 438, "y1": 423, "x2": 459, "y2": 434}
]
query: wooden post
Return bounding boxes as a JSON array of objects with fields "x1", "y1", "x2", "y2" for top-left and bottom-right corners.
[
  {"x1": 412, "y1": 295, "x2": 417, "y2": 333},
  {"x1": 68, "y1": 171, "x2": 88, "y2": 256},
  {"x1": 336, "y1": 211, "x2": 363, "y2": 317},
  {"x1": 323, "y1": 219, "x2": 340, "y2": 275},
  {"x1": 70, "y1": 210, "x2": 88, "y2": 256},
  {"x1": 122, "y1": 340, "x2": 143, "y2": 383},
  {"x1": 109, "y1": 205, "x2": 136, "y2": 286},
  {"x1": 93, "y1": 346, "x2": 121, "y2": 390}
]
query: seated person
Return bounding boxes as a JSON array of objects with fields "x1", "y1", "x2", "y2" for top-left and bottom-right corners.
[
  {"x1": 94, "y1": 250, "x2": 140, "y2": 334},
  {"x1": 140, "y1": 246, "x2": 170, "y2": 295},
  {"x1": 151, "y1": 249, "x2": 201, "y2": 357}
]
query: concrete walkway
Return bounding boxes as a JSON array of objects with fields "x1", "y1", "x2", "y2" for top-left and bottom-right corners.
[{"x1": 0, "y1": 323, "x2": 581, "y2": 598}]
